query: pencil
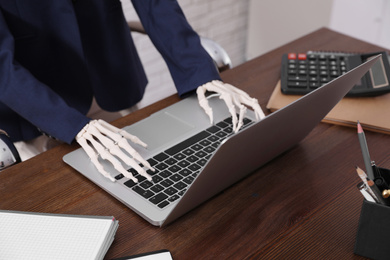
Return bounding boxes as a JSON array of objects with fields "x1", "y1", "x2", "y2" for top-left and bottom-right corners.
[{"x1": 357, "y1": 121, "x2": 375, "y2": 180}]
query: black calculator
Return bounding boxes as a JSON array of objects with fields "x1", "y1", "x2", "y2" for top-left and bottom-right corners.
[{"x1": 280, "y1": 51, "x2": 390, "y2": 97}]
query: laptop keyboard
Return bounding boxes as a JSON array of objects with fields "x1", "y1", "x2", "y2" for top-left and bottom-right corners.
[{"x1": 114, "y1": 116, "x2": 253, "y2": 209}]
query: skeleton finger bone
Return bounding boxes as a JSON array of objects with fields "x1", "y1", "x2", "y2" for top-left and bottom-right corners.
[
  {"x1": 196, "y1": 87, "x2": 214, "y2": 124},
  {"x1": 97, "y1": 119, "x2": 148, "y2": 148},
  {"x1": 76, "y1": 120, "x2": 153, "y2": 182},
  {"x1": 92, "y1": 120, "x2": 154, "y2": 173},
  {"x1": 76, "y1": 135, "x2": 116, "y2": 182}
]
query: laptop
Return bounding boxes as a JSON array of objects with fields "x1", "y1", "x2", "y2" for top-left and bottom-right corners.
[{"x1": 63, "y1": 55, "x2": 380, "y2": 226}]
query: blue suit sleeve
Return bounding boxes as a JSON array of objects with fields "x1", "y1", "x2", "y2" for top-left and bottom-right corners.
[
  {"x1": 0, "y1": 10, "x2": 90, "y2": 144},
  {"x1": 131, "y1": 0, "x2": 221, "y2": 96}
]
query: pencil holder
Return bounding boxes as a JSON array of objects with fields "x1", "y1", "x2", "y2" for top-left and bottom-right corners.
[
  {"x1": 354, "y1": 167, "x2": 390, "y2": 259},
  {"x1": 354, "y1": 200, "x2": 390, "y2": 259}
]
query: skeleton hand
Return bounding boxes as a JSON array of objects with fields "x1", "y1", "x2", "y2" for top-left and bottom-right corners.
[
  {"x1": 197, "y1": 80, "x2": 265, "y2": 132},
  {"x1": 76, "y1": 119, "x2": 153, "y2": 182}
]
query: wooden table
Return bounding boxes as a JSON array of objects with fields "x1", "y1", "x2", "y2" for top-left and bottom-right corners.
[{"x1": 1, "y1": 28, "x2": 386, "y2": 259}]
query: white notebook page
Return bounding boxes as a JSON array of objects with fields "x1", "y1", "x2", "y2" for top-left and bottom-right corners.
[{"x1": 0, "y1": 211, "x2": 118, "y2": 260}]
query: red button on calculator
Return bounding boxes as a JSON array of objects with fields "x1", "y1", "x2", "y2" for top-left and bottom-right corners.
[
  {"x1": 288, "y1": 53, "x2": 297, "y2": 60},
  {"x1": 298, "y1": 53, "x2": 307, "y2": 60}
]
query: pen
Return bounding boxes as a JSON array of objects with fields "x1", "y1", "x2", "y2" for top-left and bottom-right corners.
[{"x1": 357, "y1": 121, "x2": 375, "y2": 180}]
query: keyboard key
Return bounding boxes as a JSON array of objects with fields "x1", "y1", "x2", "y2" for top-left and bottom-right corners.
[
  {"x1": 160, "y1": 179, "x2": 174, "y2": 187},
  {"x1": 164, "y1": 158, "x2": 177, "y2": 165},
  {"x1": 177, "y1": 160, "x2": 190, "y2": 168},
  {"x1": 133, "y1": 186, "x2": 154, "y2": 199},
  {"x1": 191, "y1": 144, "x2": 203, "y2": 151},
  {"x1": 147, "y1": 169, "x2": 158, "y2": 176},
  {"x1": 159, "y1": 170, "x2": 172, "y2": 178},
  {"x1": 164, "y1": 187, "x2": 178, "y2": 196},
  {"x1": 206, "y1": 125, "x2": 220, "y2": 133},
  {"x1": 154, "y1": 152, "x2": 169, "y2": 162},
  {"x1": 182, "y1": 148, "x2": 194, "y2": 156},
  {"x1": 155, "y1": 162, "x2": 168, "y2": 171},
  {"x1": 165, "y1": 131, "x2": 210, "y2": 156},
  {"x1": 195, "y1": 151, "x2": 207, "y2": 158},
  {"x1": 199, "y1": 139, "x2": 211, "y2": 146},
  {"x1": 170, "y1": 174, "x2": 183, "y2": 182},
  {"x1": 152, "y1": 175, "x2": 163, "y2": 183},
  {"x1": 168, "y1": 195, "x2": 180, "y2": 202},
  {"x1": 204, "y1": 146, "x2": 215, "y2": 153},
  {"x1": 140, "y1": 180, "x2": 153, "y2": 189},
  {"x1": 174, "y1": 153, "x2": 186, "y2": 160},
  {"x1": 149, "y1": 192, "x2": 168, "y2": 204},
  {"x1": 124, "y1": 179, "x2": 137, "y2": 188},
  {"x1": 168, "y1": 165, "x2": 181, "y2": 173},
  {"x1": 197, "y1": 159, "x2": 207, "y2": 166},
  {"x1": 186, "y1": 155, "x2": 198, "y2": 163},
  {"x1": 183, "y1": 176, "x2": 194, "y2": 184},
  {"x1": 188, "y1": 164, "x2": 201, "y2": 171},
  {"x1": 134, "y1": 174, "x2": 146, "y2": 183},
  {"x1": 174, "y1": 181, "x2": 187, "y2": 190},
  {"x1": 151, "y1": 184, "x2": 164, "y2": 193},
  {"x1": 158, "y1": 201, "x2": 169, "y2": 209},
  {"x1": 115, "y1": 174, "x2": 124, "y2": 180},
  {"x1": 179, "y1": 169, "x2": 192, "y2": 177},
  {"x1": 215, "y1": 131, "x2": 228, "y2": 138},
  {"x1": 147, "y1": 158, "x2": 158, "y2": 167},
  {"x1": 216, "y1": 121, "x2": 228, "y2": 128}
]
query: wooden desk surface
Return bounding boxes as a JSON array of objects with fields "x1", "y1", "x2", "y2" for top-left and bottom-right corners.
[{"x1": 1, "y1": 28, "x2": 387, "y2": 259}]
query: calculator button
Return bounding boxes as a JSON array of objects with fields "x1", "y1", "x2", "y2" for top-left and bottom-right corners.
[
  {"x1": 298, "y1": 53, "x2": 306, "y2": 60},
  {"x1": 288, "y1": 81, "x2": 307, "y2": 88},
  {"x1": 288, "y1": 53, "x2": 297, "y2": 60},
  {"x1": 288, "y1": 76, "x2": 307, "y2": 82},
  {"x1": 319, "y1": 54, "x2": 326, "y2": 60},
  {"x1": 320, "y1": 77, "x2": 329, "y2": 83},
  {"x1": 330, "y1": 71, "x2": 339, "y2": 77}
]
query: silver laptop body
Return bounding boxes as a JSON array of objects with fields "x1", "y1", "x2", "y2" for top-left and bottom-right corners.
[{"x1": 63, "y1": 55, "x2": 380, "y2": 226}]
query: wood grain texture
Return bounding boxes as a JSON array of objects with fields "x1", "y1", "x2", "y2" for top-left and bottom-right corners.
[{"x1": 0, "y1": 28, "x2": 386, "y2": 259}]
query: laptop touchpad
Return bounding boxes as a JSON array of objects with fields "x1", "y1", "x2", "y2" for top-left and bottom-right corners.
[{"x1": 125, "y1": 112, "x2": 195, "y2": 152}]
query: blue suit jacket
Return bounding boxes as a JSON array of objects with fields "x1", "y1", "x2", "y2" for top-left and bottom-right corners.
[{"x1": 0, "y1": 0, "x2": 220, "y2": 143}]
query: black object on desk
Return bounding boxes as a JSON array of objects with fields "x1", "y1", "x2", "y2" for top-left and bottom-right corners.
[
  {"x1": 355, "y1": 166, "x2": 390, "y2": 259},
  {"x1": 355, "y1": 200, "x2": 390, "y2": 260},
  {"x1": 281, "y1": 51, "x2": 390, "y2": 97}
]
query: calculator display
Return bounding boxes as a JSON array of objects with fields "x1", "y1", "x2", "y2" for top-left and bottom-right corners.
[
  {"x1": 280, "y1": 51, "x2": 390, "y2": 97},
  {"x1": 368, "y1": 56, "x2": 388, "y2": 88}
]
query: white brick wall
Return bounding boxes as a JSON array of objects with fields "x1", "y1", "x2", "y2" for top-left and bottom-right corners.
[{"x1": 120, "y1": 0, "x2": 249, "y2": 108}]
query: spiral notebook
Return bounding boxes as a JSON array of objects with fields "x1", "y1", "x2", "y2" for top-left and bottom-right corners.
[{"x1": 0, "y1": 210, "x2": 119, "y2": 260}]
